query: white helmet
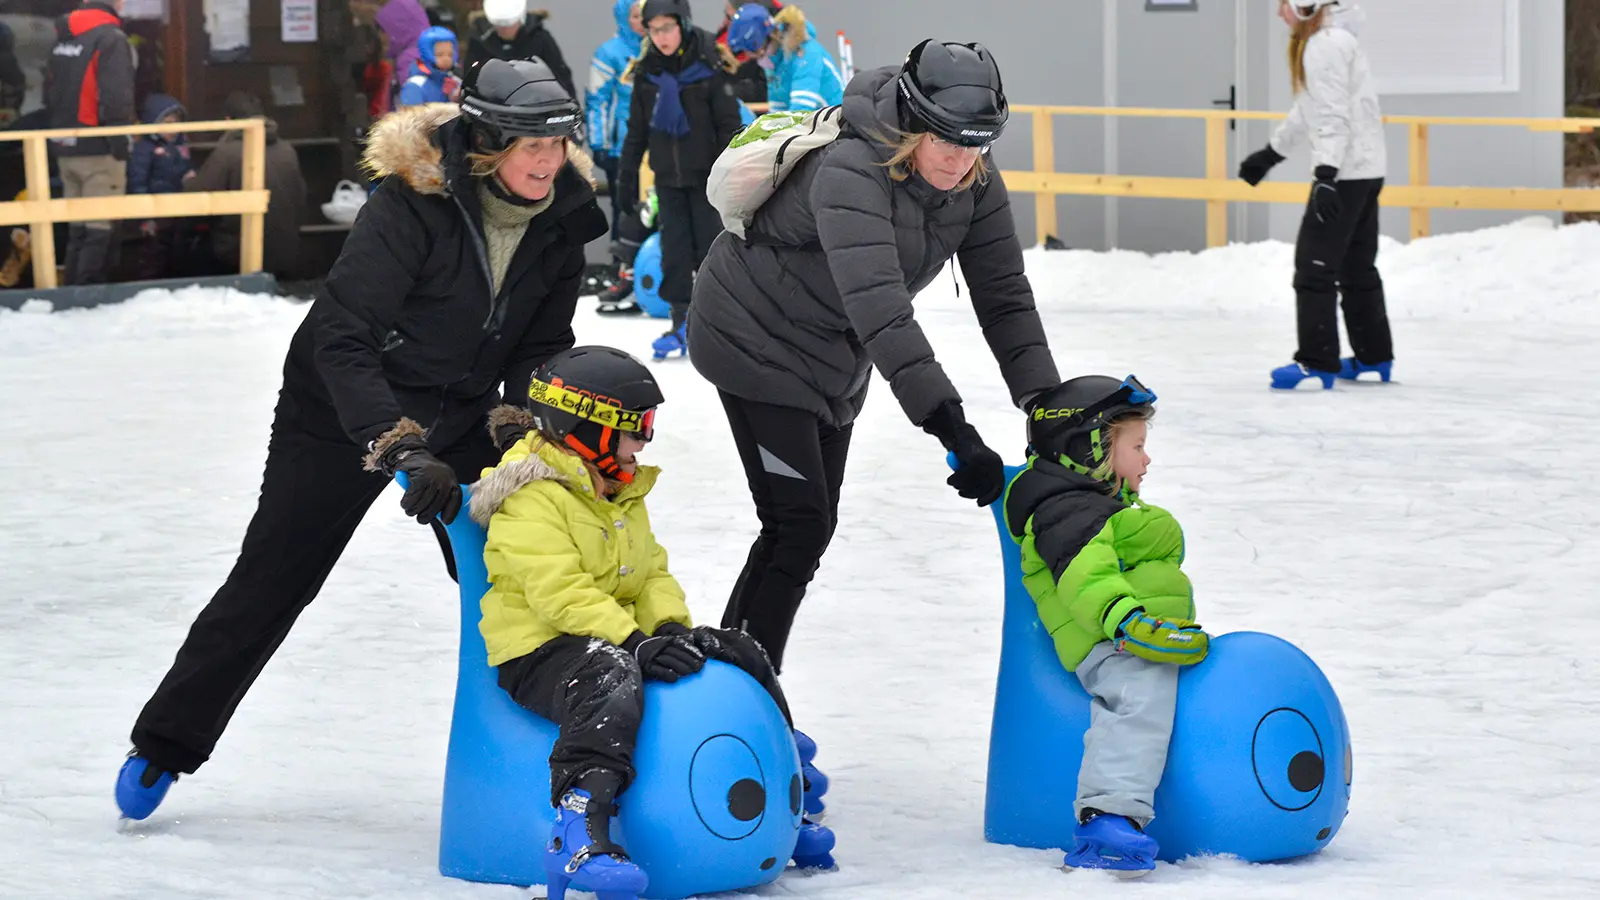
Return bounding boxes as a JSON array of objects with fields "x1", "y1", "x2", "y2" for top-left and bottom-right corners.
[
  {"x1": 483, "y1": 0, "x2": 527, "y2": 28},
  {"x1": 1289, "y1": 0, "x2": 1339, "y2": 20}
]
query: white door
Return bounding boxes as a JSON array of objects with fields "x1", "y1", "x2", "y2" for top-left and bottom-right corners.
[{"x1": 1112, "y1": 0, "x2": 1238, "y2": 252}]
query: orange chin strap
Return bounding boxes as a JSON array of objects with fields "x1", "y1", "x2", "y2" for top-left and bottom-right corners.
[{"x1": 565, "y1": 425, "x2": 632, "y2": 483}]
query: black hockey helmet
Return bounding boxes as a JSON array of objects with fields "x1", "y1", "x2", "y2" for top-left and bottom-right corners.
[
  {"x1": 641, "y1": 0, "x2": 693, "y2": 32},
  {"x1": 527, "y1": 346, "x2": 665, "y2": 483},
  {"x1": 896, "y1": 39, "x2": 1009, "y2": 148},
  {"x1": 1027, "y1": 375, "x2": 1157, "y2": 471},
  {"x1": 460, "y1": 58, "x2": 581, "y2": 152}
]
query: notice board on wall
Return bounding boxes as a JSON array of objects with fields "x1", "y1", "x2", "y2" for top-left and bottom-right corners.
[{"x1": 1358, "y1": 0, "x2": 1519, "y2": 94}]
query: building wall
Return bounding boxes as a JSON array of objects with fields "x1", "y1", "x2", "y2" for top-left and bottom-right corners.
[{"x1": 1249, "y1": 0, "x2": 1565, "y2": 243}]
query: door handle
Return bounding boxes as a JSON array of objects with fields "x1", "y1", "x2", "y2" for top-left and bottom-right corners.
[{"x1": 1211, "y1": 85, "x2": 1237, "y2": 131}]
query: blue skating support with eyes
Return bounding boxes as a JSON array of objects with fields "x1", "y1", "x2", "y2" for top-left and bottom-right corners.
[
  {"x1": 399, "y1": 478, "x2": 801, "y2": 898},
  {"x1": 970, "y1": 459, "x2": 1353, "y2": 862}
]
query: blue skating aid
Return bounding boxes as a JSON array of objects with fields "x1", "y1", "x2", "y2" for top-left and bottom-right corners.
[
  {"x1": 1337, "y1": 357, "x2": 1393, "y2": 382},
  {"x1": 650, "y1": 324, "x2": 687, "y2": 361},
  {"x1": 794, "y1": 729, "x2": 827, "y2": 817},
  {"x1": 1271, "y1": 362, "x2": 1337, "y2": 390},
  {"x1": 115, "y1": 752, "x2": 177, "y2": 821},
  {"x1": 399, "y1": 475, "x2": 802, "y2": 899},
  {"x1": 1063, "y1": 814, "x2": 1158, "y2": 875},
  {"x1": 632, "y1": 233, "x2": 670, "y2": 319},
  {"x1": 960, "y1": 458, "x2": 1352, "y2": 864}
]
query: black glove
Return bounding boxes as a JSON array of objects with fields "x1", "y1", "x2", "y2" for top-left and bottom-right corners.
[
  {"x1": 921, "y1": 401, "x2": 1006, "y2": 507},
  {"x1": 1311, "y1": 165, "x2": 1342, "y2": 224},
  {"x1": 1237, "y1": 145, "x2": 1285, "y2": 187},
  {"x1": 622, "y1": 629, "x2": 705, "y2": 682},
  {"x1": 615, "y1": 181, "x2": 639, "y2": 217},
  {"x1": 379, "y1": 435, "x2": 463, "y2": 525}
]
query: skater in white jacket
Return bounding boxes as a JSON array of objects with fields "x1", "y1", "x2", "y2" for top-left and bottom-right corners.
[{"x1": 1238, "y1": 1, "x2": 1395, "y2": 390}]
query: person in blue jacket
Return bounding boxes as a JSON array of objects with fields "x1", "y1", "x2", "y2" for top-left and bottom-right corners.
[
  {"x1": 588, "y1": 0, "x2": 644, "y2": 232},
  {"x1": 398, "y1": 25, "x2": 462, "y2": 107},
  {"x1": 127, "y1": 93, "x2": 194, "y2": 280},
  {"x1": 725, "y1": 3, "x2": 842, "y2": 113}
]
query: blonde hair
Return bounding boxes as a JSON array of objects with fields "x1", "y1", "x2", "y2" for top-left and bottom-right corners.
[
  {"x1": 773, "y1": 6, "x2": 808, "y2": 55},
  {"x1": 467, "y1": 136, "x2": 597, "y2": 187},
  {"x1": 1287, "y1": 5, "x2": 1329, "y2": 95},
  {"x1": 879, "y1": 131, "x2": 991, "y2": 192},
  {"x1": 530, "y1": 434, "x2": 616, "y2": 498},
  {"x1": 1088, "y1": 407, "x2": 1156, "y2": 485}
]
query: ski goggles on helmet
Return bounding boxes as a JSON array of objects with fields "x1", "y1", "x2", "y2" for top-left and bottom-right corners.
[{"x1": 528, "y1": 376, "x2": 658, "y2": 441}]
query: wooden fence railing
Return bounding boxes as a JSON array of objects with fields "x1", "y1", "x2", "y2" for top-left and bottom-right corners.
[
  {"x1": 0, "y1": 119, "x2": 269, "y2": 289},
  {"x1": 1000, "y1": 105, "x2": 1600, "y2": 248}
]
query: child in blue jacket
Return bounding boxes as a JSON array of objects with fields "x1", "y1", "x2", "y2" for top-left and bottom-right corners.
[
  {"x1": 398, "y1": 26, "x2": 462, "y2": 107},
  {"x1": 724, "y1": 4, "x2": 842, "y2": 113},
  {"x1": 127, "y1": 94, "x2": 194, "y2": 279}
]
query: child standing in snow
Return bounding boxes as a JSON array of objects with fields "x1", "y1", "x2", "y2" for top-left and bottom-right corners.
[
  {"x1": 471, "y1": 346, "x2": 835, "y2": 898},
  {"x1": 1003, "y1": 375, "x2": 1210, "y2": 876},
  {"x1": 398, "y1": 26, "x2": 463, "y2": 108}
]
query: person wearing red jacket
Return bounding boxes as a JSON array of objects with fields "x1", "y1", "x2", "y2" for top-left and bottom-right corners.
[{"x1": 43, "y1": 0, "x2": 135, "y2": 285}]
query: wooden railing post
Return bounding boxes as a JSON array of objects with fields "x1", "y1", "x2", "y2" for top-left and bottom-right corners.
[
  {"x1": 1409, "y1": 123, "x2": 1430, "y2": 241},
  {"x1": 238, "y1": 119, "x2": 267, "y2": 274},
  {"x1": 1204, "y1": 116, "x2": 1228, "y2": 248},
  {"x1": 1033, "y1": 108, "x2": 1056, "y2": 247},
  {"x1": 23, "y1": 135, "x2": 57, "y2": 289}
]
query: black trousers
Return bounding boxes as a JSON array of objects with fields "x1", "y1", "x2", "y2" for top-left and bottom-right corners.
[
  {"x1": 596, "y1": 152, "x2": 624, "y2": 244},
  {"x1": 498, "y1": 628, "x2": 791, "y2": 806},
  {"x1": 1292, "y1": 177, "x2": 1394, "y2": 373},
  {"x1": 131, "y1": 389, "x2": 501, "y2": 774},
  {"x1": 717, "y1": 392, "x2": 853, "y2": 673},
  {"x1": 654, "y1": 184, "x2": 723, "y2": 330}
]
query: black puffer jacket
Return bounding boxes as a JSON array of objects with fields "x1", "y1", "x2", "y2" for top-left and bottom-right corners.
[
  {"x1": 688, "y1": 66, "x2": 1058, "y2": 428},
  {"x1": 618, "y1": 26, "x2": 742, "y2": 195},
  {"x1": 281, "y1": 104, "x2": 608, "y2": 451},
  {"x1": 464, "y1": 13, "x2": 575, "y2": 99},
  {"x1": 43, "y1": 2, "x2": 134, "y2": 159}
]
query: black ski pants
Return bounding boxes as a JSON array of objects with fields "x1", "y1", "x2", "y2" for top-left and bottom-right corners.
[
  {"x1": 131, "y1": 389, "x2": 500, "y2": 775},
  {"x1": 717, "y1": 392, "x2": 853, "y2": 673},
  {"x1": 498, "y1": 628, "x2": 792, "y2": 806},
  {"x1": 655, "y1": 184, "x2": 723, "y2": 331},
  {"x1": 1292, "y1": 177, "x2": 1394, "y2": 373}
]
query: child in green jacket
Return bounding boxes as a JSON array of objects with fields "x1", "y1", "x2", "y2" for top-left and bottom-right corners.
[{"x1": 1003, "y1": 374, "x2": 1210, "y2": 876}]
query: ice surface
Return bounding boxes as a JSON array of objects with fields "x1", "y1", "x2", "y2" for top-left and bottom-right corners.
[{"x1": 4, "y1": 223, "x2": 1600, "y2": 898}]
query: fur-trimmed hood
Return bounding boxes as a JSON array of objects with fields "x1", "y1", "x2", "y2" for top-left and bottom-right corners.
[
  {"x1": 362, "y1": 103, "x2": 596, "y2": 197},
  {"x1": 469, "y1": 434, "x2": 660, "y2": 526}
]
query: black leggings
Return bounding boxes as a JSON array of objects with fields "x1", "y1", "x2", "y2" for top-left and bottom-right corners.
[
  {"x1": 1292, "y1": 177, "x2": 1394, "y2": 372},
  {"x1": 717, "y1": 392, "x2": 853, "y2": 672},
  {"x1": 498, "y1": 628, "x2": 791, "y2": 805},
  {"x1": 655, "y1": 184, "x2": 723, "y2": 330}
]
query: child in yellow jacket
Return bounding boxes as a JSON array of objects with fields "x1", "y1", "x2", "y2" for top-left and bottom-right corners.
[{"x1": 469, "y1": 346, "x2": 827, "y2": 896}]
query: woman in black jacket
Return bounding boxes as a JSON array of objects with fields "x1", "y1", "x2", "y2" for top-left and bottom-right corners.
[
  {"x1": 690, "y1": 41, "x2": 1059, "y2": 675},
  {"x1": 617, "y1": 0, "x2": 743, "y2": 359},
  {"x1": 114, "y1": 59, "x2": 608, "y2": 820}
]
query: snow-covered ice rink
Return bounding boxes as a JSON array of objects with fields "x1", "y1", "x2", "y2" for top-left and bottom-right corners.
[{"x1": 4, "y1": 218, "x2": 1599, "y2": 898}]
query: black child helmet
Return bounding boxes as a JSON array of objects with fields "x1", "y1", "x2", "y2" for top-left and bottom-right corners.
[
  {"x1": 1027, "y1": 375, "x2": 1158, "y2": 473},
  {"x1": 641, "y1": 0, "x2": 693, "y2": 33},
  {"x1": 460, "y1": 57, "x2": 581, "y2": 153},
  {"x1": 526, "y1": 347, "x2": 665, "y2": 483},
  {"x1": 896, "y1": 39, "x2": 1009, "y2": 148}
]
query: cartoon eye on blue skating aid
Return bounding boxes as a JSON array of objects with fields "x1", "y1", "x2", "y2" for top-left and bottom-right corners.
[
  {"x1": 969, "y1": 459, "x2": 1352, "y2": 863},
  {"x1": 400, "y1": 478, "x2": 800, "y2": 898}
]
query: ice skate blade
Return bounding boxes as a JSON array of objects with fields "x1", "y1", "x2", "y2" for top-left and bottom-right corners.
[{"x1": 1061, "y1": 863, "x2": 1154, "y2": 880}]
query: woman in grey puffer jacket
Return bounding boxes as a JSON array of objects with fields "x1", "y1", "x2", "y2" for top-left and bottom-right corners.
[{"x1": 688, "y1": 40, "x2": 1059, "y2": 673}]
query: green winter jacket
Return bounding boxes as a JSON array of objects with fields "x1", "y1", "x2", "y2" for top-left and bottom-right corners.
[{"x1": 1004, "y1": 457, "x2": 1195, "y2": 672}]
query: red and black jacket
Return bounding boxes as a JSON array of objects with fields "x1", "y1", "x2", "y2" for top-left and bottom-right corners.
[{"x1": 44, "y1": 2, "x2": 134, "y2": 159}]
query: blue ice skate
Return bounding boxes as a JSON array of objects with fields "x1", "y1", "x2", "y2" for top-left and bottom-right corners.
[
  {"x1": 115, "y1": 751, "x2": 177, "y2": 821},
  {"x1": 795, "y1": 729, "x2": 829, "y2": 818},
  {"x1": 545, "y1": 787, "x2": 648, "y2": 900},
  {"x1": 1270, "y1": 362, "x2": 1336, "y2": 391},
  {"x1": 1336, "y1": 357, "x2": 1393, "y2": 383},
  {"x1": 792, "y1": 818, "x2": 837, "y2": 870},
  {"x1": 650, "y1": 324, "x2": 687, "y2": 361},
  {"x1": 1063, "y1": 813, "x2": 1158, "y2": 876}
]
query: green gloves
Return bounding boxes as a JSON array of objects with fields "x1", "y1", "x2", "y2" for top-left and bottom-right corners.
[{"x1": 1108, "y1": 606, "x2": 1209, "y2": 665}]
